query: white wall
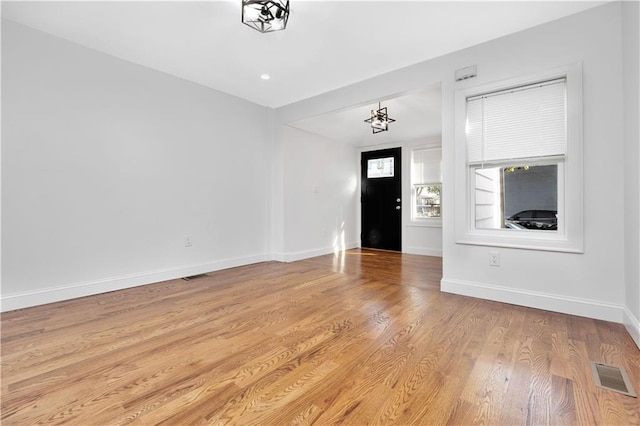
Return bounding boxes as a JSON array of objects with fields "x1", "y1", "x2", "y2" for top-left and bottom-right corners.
[
  {"x1": 442, "y1": 3, "x2": 626, "y2": 323},
  {"x1": 1, "y1": 20, "x2": 270, "y2": 311},
  {"x1": 404, "y1": 225, "x2": 442, "y2": 257},
  {"x1": 279, "y1": 126, "x2": 358, "y2": 261},
  {"x1": 276, "y1": 3, "x2": 633, "y2": 327},
  {"x1": 622, "y1": 1, "x2": 640, "y2": 347}
]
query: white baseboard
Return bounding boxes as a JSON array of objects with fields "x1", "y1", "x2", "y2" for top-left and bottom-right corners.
[
  {"x1": 269, "y1": 252, "x2": 286, "y2": 262},
  {"x1": 1, "y1": 253, "x2": 268, "y2": 312},
  {"x1": 405, "y1": 247, "x2": 442, "y2": 257},
  {"x1": 282, "y1": 242, "x2": 359, "y2": 263},
  {"x1": 283, "y1": 244, "x2": 441, "y2": 261},
  {"x1": 623, "y1": 306, "x2": 640, "y2": 350},
  {"x1": 441, "y1": 278, "x2": 624, "y2": 323}
]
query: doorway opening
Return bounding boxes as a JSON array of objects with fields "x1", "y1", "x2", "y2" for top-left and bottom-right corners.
[{"x1": 286, "y1": 83, "x2": 443, "y2": 257}]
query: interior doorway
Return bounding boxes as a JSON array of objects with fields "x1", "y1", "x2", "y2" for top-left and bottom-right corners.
[{"x1": 286, "y1": 84, "x2": 442, "y2": 257}]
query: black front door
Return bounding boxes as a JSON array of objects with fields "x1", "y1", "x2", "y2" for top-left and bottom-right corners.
[{"x1": 361, "y1": 147, "x2": 402, "y2": 251}]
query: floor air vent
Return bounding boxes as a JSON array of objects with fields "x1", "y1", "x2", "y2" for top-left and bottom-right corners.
[
  {"x1": 591, "y1": 362, "x2": 637, "y2": 397},
  {"x1": 182, "y1": 274, "x2": 209, "y2": 281}
]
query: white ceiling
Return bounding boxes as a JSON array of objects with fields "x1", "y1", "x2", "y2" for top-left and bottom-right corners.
[{"x1": 2, "y1": 1, "x2": 606, "y2": 110}]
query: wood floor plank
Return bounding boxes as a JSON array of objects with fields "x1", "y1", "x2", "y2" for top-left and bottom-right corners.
[{"x1": 2, "y1": 249, "x2": 639, "y2": 425}]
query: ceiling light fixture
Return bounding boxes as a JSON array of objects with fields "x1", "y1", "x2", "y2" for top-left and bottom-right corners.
[
  {"x1": 364, "y1": 102, "x2": 396, "y2": 134},
  {"x1": 242, "y1": 0, "x2": 290, "y2": 33},
  {"x1": 260, "y1": 74, "x2": 271, "y2": 80}
]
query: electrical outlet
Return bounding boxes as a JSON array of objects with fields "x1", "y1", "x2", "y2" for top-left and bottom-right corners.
[
  {"x1": 184, "y1": 236, "x2": 192, "y2": 247},
  {"x1": 489, "y1": 251, "x2": 500, "y2": 266}
]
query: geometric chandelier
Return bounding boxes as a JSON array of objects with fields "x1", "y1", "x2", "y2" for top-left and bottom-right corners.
[
  {"x1": 242, "y1": 0, "x2": 290, "y2": 33},
  {"x1": 364, "y1": 102, "x2": 396, "y2": 134}
]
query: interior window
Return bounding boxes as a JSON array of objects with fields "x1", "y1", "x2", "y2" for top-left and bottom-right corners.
[
  {"x1": 466, "y1": 78, "x2": 566, "y2": 233},
  {"x1": 474, "y1": 164, "x2": 558, "y2": 230},
  {"x1": 455, "y1": 64, "x2": 583, "y2": 252}
]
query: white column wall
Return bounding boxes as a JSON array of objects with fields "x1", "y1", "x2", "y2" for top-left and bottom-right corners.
[{"x1": 622, "y1": 0, "x2": 640, "y2": 347}]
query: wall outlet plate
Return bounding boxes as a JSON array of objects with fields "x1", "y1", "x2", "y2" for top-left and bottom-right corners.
[{"x1": 489, "y1": 251, "x2": 500, "y2": 266}]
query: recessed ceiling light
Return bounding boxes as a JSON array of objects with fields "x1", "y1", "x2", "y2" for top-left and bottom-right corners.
[{"x1": 260, "y1": 74, "x2": 271, "y2": 80}]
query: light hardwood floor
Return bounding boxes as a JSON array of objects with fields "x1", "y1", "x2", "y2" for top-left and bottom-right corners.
[{"x1": 2, "y1": 249, "x2": 639, "y2": 425}]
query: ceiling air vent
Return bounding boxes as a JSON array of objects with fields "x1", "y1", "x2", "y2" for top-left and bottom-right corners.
[{"x1": 591, "y1": 362, "x2": 637, "y2": 397}]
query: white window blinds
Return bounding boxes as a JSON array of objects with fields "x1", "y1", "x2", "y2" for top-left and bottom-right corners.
[
  {"x1": 466, "y1": 78, "x2": 566, "y2": 164},
  {"x1": 412, "y1": 147, "x2": 442, "y2": 184}
]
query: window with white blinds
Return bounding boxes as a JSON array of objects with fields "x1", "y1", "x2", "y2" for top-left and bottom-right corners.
[
  {"x1": 411, "y1": 147, "x2": 442, "y2": 221},
  {"x1": 412, "y1": 148, "x2": 442, "y2": 184},
  {"x1": 466, "y1": 78, "x2": 566, "y2": 164},
  {"x1": 454, "y1": 64, "x2": 583, "y2": 252}
]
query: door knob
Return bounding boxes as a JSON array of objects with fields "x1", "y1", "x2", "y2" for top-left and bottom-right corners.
[{"x1": 396, "y1": 206, "x2": 401, "y2": 210}]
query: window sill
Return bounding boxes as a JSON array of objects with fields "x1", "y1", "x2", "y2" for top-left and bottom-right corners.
[
  {"x1": 409, "y1": 219, "x2": 442, "y2": 228},
  {"x1": 456, "y1": 229, "x2": 583, "y2": 253}
]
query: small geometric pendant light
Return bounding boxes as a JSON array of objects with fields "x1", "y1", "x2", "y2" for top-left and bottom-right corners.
[
  {"x1": 242, "y1": 0, "x2": 290, "y2": 33},
  {"x1": 364, "y1": 102, "x2": 396, "y2": 134}
]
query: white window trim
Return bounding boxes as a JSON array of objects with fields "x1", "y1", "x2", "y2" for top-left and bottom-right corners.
[{"x1": 454, "y1": 63, "x2": 584, "y2": 253}]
